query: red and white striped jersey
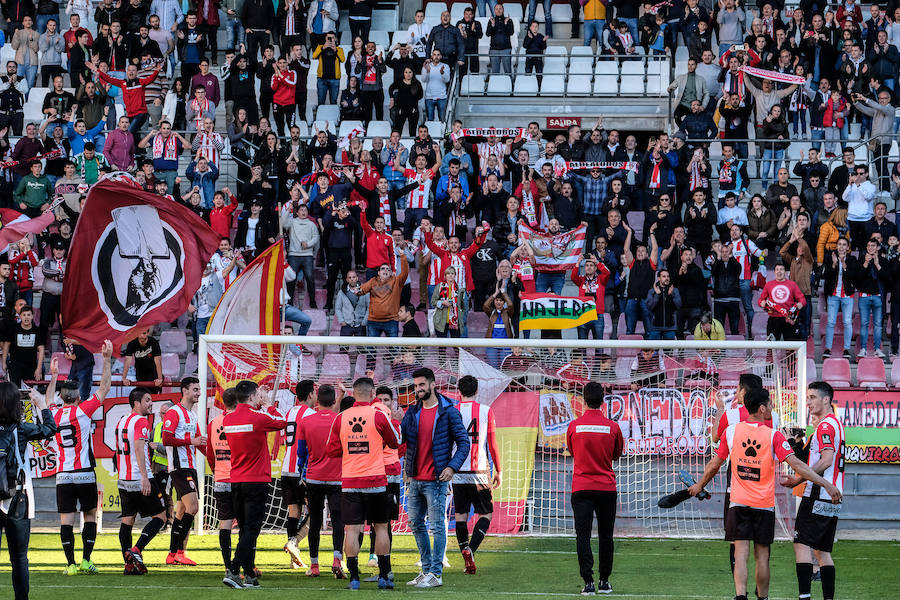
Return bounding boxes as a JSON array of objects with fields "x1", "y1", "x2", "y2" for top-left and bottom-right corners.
[
  {"x1": 163, "y1": 404, "x2": 201, "y2": 472},
  {"x1": 52, "y1": 396, "x2": 101, "y2": 472},
  {"x1": 731, "y1": 238, "x2": 761, "y2": 280},
  {"x1": 424, "y1": 240, "x2": 448, "y2": 286},
  {"x1": 402, "y1": 169, "x2": 432, "y2": 210},
  {"x1": 195, "y1": 131, "x2": 223, "y2": 167},
  {"x1": 803, "y1": 413, "x2": 845, "y2": 501},
  {"x1": 476, "y1": 141, "x2": 505, "y2": 168},
  {"x1": 115, "y1": 413, "x2": 151, "y2": 481},
  {"x1": 453, "y1": 400, "x2": 499, "y2": 485},
  {"x1": 282, "y1": 404, "x2": 313, "y2": 476}
]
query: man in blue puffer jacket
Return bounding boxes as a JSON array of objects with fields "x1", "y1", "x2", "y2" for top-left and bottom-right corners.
[{"x1": 400, "y1": 367, "x2": 470, "y2": 588}]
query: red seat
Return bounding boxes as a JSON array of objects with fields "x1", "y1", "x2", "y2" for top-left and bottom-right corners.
[
  {"x1": 891, "y1": 358, "x2": 900, "y2": 388},
  {"x1": 616, "y1": 334, "x2": 644, "y2": 358},
  {"x1": 856, "y1": 357, "x2": 886, "y2": 388},
  {"x1": 821, "y1": 358, "x2": 851, "y2": 387}
]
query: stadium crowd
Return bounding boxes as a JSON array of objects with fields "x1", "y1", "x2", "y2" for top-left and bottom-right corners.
[{"x1": 0, "y1": 0, "x2": 897, "y2": 388}]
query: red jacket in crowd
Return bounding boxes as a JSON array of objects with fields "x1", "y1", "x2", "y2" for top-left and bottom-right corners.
[
  {"x1": 97, "y1": 67, "x2": 160, "y2": 117},
  {"x1": 271, "y1": 69, "x2": 298, "y2": 107},
  {"x1": 9, "y1": 249, "x2": 39, "y2": 293},
  {"x1": 208, "y1": 194, "x2": 238, "y2": 239}
]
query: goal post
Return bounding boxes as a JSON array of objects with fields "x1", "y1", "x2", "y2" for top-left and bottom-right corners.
[{"x1": 196, "y1": 335, "x2": 807, "y2": 538}]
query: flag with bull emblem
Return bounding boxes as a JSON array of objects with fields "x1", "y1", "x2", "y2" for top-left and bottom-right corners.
[
  {"x1": 61, "y1": 173, "x2": 220, "y2": 351},
  {"x1": 517, "y1": 223, "x2": 587, "y2": 272}
]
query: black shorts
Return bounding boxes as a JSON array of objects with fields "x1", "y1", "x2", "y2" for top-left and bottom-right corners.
[
  {"x1": 793, "y1": 496, "x2": 839, "y2": 552},
  {"x1": 214, "y1": 486, "x2": 235, "y2": 522},
  {"x1": 342, "y1": 490, "x2": 389, "y2": 525},
  {"x1": 724, "y1": 505, "x2": 776, "y2": 545},
  {"x1": 56, "y1": 481, "x2": 98, "y2": 514},
  {"x1": 386, "y1": 482, "x2": 401, "y2": 521},
  {"x1": 281, "y1": 475, "x2": 306, "y2": 507},
  {"x1": 452, "y1": 483, "x2": 494, "y2": 516},
  {"x1": 119, "y1": 481, "x2": 167, "y2": 519},
  {"x1": 170, "y1": 468, "x2": 199, "y2": 499}
]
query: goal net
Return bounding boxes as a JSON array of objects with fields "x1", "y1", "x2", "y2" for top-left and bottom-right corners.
[{"x1": 196, "y1": 335, "x2": 806, "y2": 539}]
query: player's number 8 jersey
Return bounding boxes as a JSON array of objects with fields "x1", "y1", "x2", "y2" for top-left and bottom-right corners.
[{"x1": 52, "y1": 396, "x2": 101, "y2": 472}]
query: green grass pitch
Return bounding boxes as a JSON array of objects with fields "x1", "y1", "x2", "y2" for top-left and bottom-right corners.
[{"x1": 2, "y1": 533, "x2": 898, "y2": 598}]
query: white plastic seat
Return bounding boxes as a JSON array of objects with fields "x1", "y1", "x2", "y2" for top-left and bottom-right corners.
[
  {"x1": 486, "y1": 74, "x2": 512, "y2": 95},
  {"x1": 539, "y1": 74, "x2": 565, "y2": 96},
  {"x1": 550, "y1": 3, "x2": 573, "y2": 23},
  {"x1": 595, "y1": 60, "x2": 618, "y2": 76},
  {"x1": 546, "y1": 45, "x2": 567, "y2": 55},
  {"x1": 619, "y1": 75, "x2": 645, "y2": 94},
  {"x1": 369, "y1": 30, "x2": 390, "y2": 48},
  {"x1": 315, "y1": 104, "x2": 340, "y2": 124},
  {"x1": 367, "y1": 120, "x2": 392, "y2": 138},
  {"x1": 513, "y1": 74, "x2": 539, "y2": 95},
  {"x1": 570, "y1": 46, "x2": 594, "y2": 57},
  {"x1": 569, "y1": 55, "x2": 594, "y2": 74},
  {"x1": 461, "y1": 73, "x2": 485, "y2": 94},
  {"x1": 339, "y1": 120, "x2": 365, "y2": 136},
  {"x1": 424, "y1": 2, "x2": 446, "y2": 18},
  {"x1": 504, "y1": 3, "x2": 523, "y2": 22},
  {"x1": 620, "y1": 59, "x2": 645, "y2": 75},
  {"x1": 26, "y1": 87, "x2": 50, "y2": 106},
  {"x1": 450, "y1": 2, "x2": 471, "y2": 21},
  {"x1": 567, "y1": 74, "x2": 593, "y2": 96},
  {"x1": 543, "y1": 55, "x2": 567, "y2": 74},
  {"x1": 593, "y1": 73, "x2": 618, "y2": 95},
  {"x1": 425, "y1": 120, "x2": 445, "y2": 138}
]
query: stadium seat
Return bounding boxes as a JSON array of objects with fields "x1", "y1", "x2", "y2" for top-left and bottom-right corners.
[
  {"x1": 425, "y1": 120, "x2": 445, "y2": 138},
  {"x1": 594, "y1": 60, "x2": 618, "y2": 76},
  {"x1": 424, "y1": 2, "x2": 446, "y2": 18},
  {"x1": 550, "y1": 3, "x2": 573, "y2": 23},
  {"x1": 461, "y1": 74, "x2": 485, "y2": 95},
  {"x1": 513, "y1": 74, "x2": 539, "y2": 95},
  {"x1": 51, "y1": 352, "x2": 72, "y2": 377},
  {"x1": 616, "y1": 334, "x2": 644, "y2": 357},
  {"x1": 315, "y1": 104, "x2": 340, "y2": 124},
  {"x1": 806, "y1": 358, "x2": 818, "y2": 382},
  {"x1": 369, "y1": 30, "x2": 390, "y2": 48},
  {"x1": 322, "y1": 353, "x2": 351, "y2": 380},
  {"x1": 619, "y1": 75, "x2": 644, "y2": 94},
  {"x1": 450, "y1": 2, "x2": 470, "y2": 22},
  {"x1": 160, "y1": 330, "x2": 188, "y2": 355},
  {"x1": 856, "y1": 357, "x2": 887, "y2": 388},
  {"x1": 821, "y1": 358, "x2": 851, "y2": 387},
  {"x1": 569, "y1": 54, "x2": 594, "y2": 74},
  {"x1": 161, "y1": 353, "x2": 182, "y2": 380},
  {"x1": 182, "y1": 353, "x2": 199, "y2": 377},
  {"x1": 486, "y1": 75, "x2": 512, "y2": 95},
  {"x1": 92, "y1": 354, "x2": 105, "y2": 377},
  {"x1": 504, "y1": 3, "x2": 523, "y2": 22},
  {"x1": 620, "y1": 60, "x2": 645, "y2": 76},
  {"x1": 567, "y1": 74, "x2": 593, "y2": 96},
  {"x1": 892, "y1": 358, "x2": 900, "y2": 387},
  {"x1": 339, "y1": 120, "x2": 365, "y2": 136},
  {"x1": 593, "y1": 74, "x2": 618, "y2": 95},
  {"x1": 365, "y1": 120, "x2": 391, "y2": 138},
  {"x1": 751, "y1": 312, "x2": 769, "y2": 336},
  {"x1": 539, "y1": 74, "x2": 565, "y2": 96},
  {"x1": 543, "y1": 52, "x2": 567, "y2": 74}
]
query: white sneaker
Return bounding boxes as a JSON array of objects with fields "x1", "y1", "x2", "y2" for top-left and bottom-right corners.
[
  {"x1": 442, "y1": 556, "x2": 451, "y2": 568},
  {"x1": 415, "y1": 559, "x2": 422, "y2": 567},
  {"x1": 407, "y1": 572, "x2": 427, "y2": 586},
  {"x1": 857, "y1": 350, "x2": 867, "y2": 358},
  {"x1": 416, "y1": 573, "x2": 443, "y2": 588},
  {"x1": 875, "y1": 349, "x2": 886, "y2": 358}
]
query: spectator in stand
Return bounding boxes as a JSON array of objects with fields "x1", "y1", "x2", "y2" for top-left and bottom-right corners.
[
  {"x1": 582, "y1": 0, "x2": 606, "y2": 47},
  {"x1": 39, "y1": 20, "x2": 65, "y2": 87},
  {"x1": 822, "y1": 236, "x2": 858, "y2": 359},
  {"x1": 356, "y1": 42, "x2": 386, "y2": 123},
  {"x1": 622, "y1": 226, "x2": 657, "y2": 335},
  {"x1": 853, "y1": 88, "x2": 895, "y2": 192},
  {"x1": 361, "y1": 257, "x2": 409, "y2": 339},
  {"x1": 8, "y1": 239, "x2": 39, "y2": 307},
  {"x1": 312, "y1": 33, "x2": 343, "y2": 106},
  {"x1": 668, "y1": 60, "x2": 709, "y2": 124},
  {"x1": 571, "y1": 255, "x2": 610, "y2": 341},
  {"x1": 90, "y1": 61, "x2": 161, "y2": 147},
  {"x1": 844, "y1": 165, "x2": 877, "y2": 251},
  {"x1": 856, "y1": 237, "x2": 887, "y2": 358},
  {"x1": 710, "y1": 241, "x2": 742, "y2": 336},
  {"x1": 422, "y1": 49, "x2": 451, "y2": 122},
  {"x1": 234, "y1": 199, "x2": 277, "y2": 258},
  {"x1": 693, "y1": 311, "x2": 725, "y2": 341},
  {"x1": 864, "y1": 202, "x2": 893, "y2": 243},
  {"x1": 432, "y1": 265, "x2": 466, "y2": 339},
  {"x1": 14, "y1": 161, "x2": 53, "y2": 217},
  {"x1": 757, "y1": 104, "x2": 790, "y2": 190},
  {"x1": 646, "y1": 269, "x2": 682, "y2": 340},
  {"x1": 758, "y1": 262, "x2": 805, "y2": 341},
  {"x1": 305, "y1": 0, "x2": 337, "y2": 51},
  {"x1": 673, "y1": 246, "x2": 708, "y2": 335},
  {"x1": 456, "y1": 8, "x2": 483, "y2": 75},
  {"x1": 486, "y1": 4, "x2": 514, "y2": 75},
  {"x1": 765, "y1": 167, "x2": 798, "y2": 212},
  {"x1": 427, "y1": 11, "x2": 465, "y2": 70},
  {"x1": 281, "y1": 199, "x2": 320, "y2": 307},
  {"x1": 12, "y1": 16, "x2": 39, "y2": 92},
  {"x1": 122, "y1": 327, "x2": 163, "y2": 388},
  {"x1": 779, "y1": 224, "x2": 814, "y2": 340}
]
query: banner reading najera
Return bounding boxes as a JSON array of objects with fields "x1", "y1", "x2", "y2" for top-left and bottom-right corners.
[
  {"x1": 832, "y1": 390, "x2": 900, "y2": 464},
  {"x1": 519, "y1": 293, "x2": 597, "y2": 330}
]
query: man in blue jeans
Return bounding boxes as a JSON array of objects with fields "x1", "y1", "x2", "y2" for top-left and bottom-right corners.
[{"x1": 401, "y1": 367, "x2": 470, "y2": 589}]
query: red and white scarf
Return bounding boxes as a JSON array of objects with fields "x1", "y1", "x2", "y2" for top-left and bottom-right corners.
[
  {"x1": 648, "y1": 159, "x2": 662, "y2": 189},
  {"x1": 453, "y1": 127, "x2": 528, "y2": 140},
  {"x1": 741, "y1": 65, "x2": 806, "y2": 85},
  {"x1": 377, "y1": 193, "x2": 391, "y2": 229},
  {"x1": 520, "y1": 181, "x2": 539, "y2": 227},
  {"x1": 439, "y1": 281, "x2": 459, "y2": 330},
  {"x1": 616, "y1": 32, "x2": 633, "y2": 49},
  {"x1": 190, "y1": 97, "x2": 211, "y2": 131},
  {"x1": 563, "y1": 161, "x2": 639, "y2": 174},
  {"x1": 152, "y1": 133, "x2": 178, "y2": 161},
  {"x1": 689, "y1": 161, "x2": 708, "y2": 191}
]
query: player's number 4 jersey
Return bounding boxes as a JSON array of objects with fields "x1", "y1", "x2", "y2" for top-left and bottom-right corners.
[{"x1": 453, "y1": 401, "x2": 498, "y2": 485}]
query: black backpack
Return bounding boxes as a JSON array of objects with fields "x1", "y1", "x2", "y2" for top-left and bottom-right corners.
[{"x1": 0, "y1": 424, "x2": 23, "y2": 501}]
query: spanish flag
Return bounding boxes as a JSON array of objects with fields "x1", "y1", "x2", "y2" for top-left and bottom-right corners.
[{"x1": 206, "y1": 241, "x2": 286, "y2": 406}]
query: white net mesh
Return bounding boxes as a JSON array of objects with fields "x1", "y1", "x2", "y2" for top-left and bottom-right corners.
[{"x1": 199, "y1": 336, "x2": 804, "y2": 538}]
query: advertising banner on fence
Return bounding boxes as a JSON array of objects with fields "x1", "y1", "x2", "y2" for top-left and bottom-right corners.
[{"x1": 832, "y1": 390, "x2": 900, "y2": 464}]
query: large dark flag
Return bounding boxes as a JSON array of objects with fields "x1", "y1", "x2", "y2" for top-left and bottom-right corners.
[{"x1": 62, "y1": 174, "x2": 220, "y2": 351}]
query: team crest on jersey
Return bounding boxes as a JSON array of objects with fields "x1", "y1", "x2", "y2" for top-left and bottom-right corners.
[
  {"x1": 822, "y1": 434, "x2": 831, "y2": 445},
  {"x1": 91, "y1": 205, "x2": 186, "y2": 331}
]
